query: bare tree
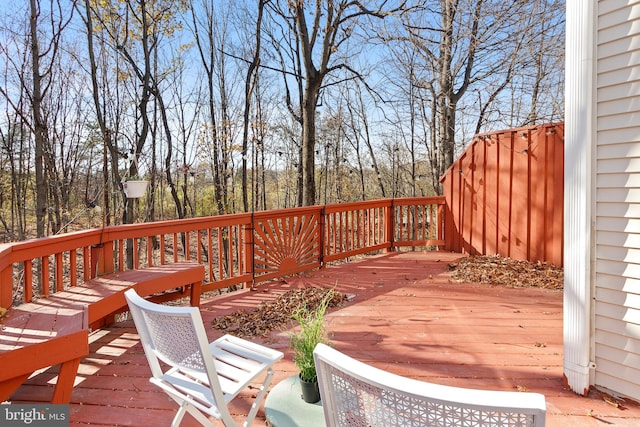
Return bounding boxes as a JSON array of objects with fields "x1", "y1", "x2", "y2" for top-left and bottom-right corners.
[
  {"x1": 0, "y1": 117, "x2": 31, "y2": 240},
  {"x1": 167, "y1": 56, "x2": 203, "y2": 218},
  {"x1": 343, "y1": 85, "x2": 378, "y2": 200},
  {"x1": 77, "y1": 0, "x2": 113, "y2": 225},
  {"x1": 28, "y1": 0, "x2": 74, "y2": 236},
  {"x1": 239, "y1": 0, "x2": 268, "y2": 212},
  {"x1": 90, "y1": 0, "x2": 189, "y2": 219},
  {"x1": 270, "y1": 0, "x2": 408, "y2": 206},
  {"x1": 189, "y1": 0, "x2": 240, "y2": 215},
  {"x1": 0, "y1": 14, "x2": 32, "y2": 240},
  {"x1": 520, "y1": 0, "x2": 565, "y2": 126},
  {"x1": 44, "y1": 57, "x2": 92, "y2": 233},
  {"x1": 386, "y1": 0, "x2": 563, "y2": 194}
]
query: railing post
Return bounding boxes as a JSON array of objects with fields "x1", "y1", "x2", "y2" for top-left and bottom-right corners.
[
  {"x1": 442, "y1": 168, "x2": 456, "y2": 252},
  {"x1": 0, "y1": 265, "x2": 11, "y2": 309},
  {"x1": 438, "y1": 202, "x2": 447, "y2": 250},
  {"x1": 244, "y1": 215, "x2": 255, "y2": 289},
  {"x1": 91, "y1": 241, "x2": 115, "y2": 277},
  {"x1": 385, "y1": 200, "x2": 395, "y2": 252},
  {"x1": 24, "y1": 260, "x2": 33, "y2": 303},
  {"x1": 319, "y1": 206, "x2": 326, "y2": 269}
]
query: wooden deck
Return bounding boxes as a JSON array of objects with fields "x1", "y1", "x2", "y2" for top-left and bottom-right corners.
[{"x1": 8, "y1": 251, "x2": 640, "y2": 426}]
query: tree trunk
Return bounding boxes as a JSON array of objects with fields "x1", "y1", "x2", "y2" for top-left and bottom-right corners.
[
  {"x1": 301, "y1": 78, "x2": 319, "y2": 206},
  {"x1": 435, "y1": 0, "x2": 456, "y2": 194},
  {"x1": 241, "y1": 0, "x2": 265, "y2": 212},
  {"x1": 29, "y1": 0, "x2": 47, "y2": 238}
]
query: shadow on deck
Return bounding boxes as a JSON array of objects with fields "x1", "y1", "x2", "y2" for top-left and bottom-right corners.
[{"x1": 9, "y1": 251, "x2": 640, "y2": 426}]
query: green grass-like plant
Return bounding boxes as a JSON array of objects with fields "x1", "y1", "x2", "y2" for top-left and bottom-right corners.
[{"x1": 290, "y1": 290, "x2": 333, "y2": 383}]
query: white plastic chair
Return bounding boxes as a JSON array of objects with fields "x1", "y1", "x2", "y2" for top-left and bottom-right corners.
[
  {"x1": 124, "y1": 289, "x2": 283, "y2": 427},
  {"x1": 314, "y1": 343, "x2": 546, "y2": 427}
]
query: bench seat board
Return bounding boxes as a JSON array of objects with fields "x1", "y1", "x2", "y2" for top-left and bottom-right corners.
[
  {"x1": 0, "y1": 300, "x2": 87, "y2": 352},
  {"x1": 86, "y1": 262, "x2": 204, "y2": 324}
]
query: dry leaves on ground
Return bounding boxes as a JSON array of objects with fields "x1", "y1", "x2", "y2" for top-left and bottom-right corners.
[
  {"x1": 449, "y1": 254, "x2": 563, "y2": 290},
  {"x1": 211, "y1": 287, "x2": 346, "y2": 338}
]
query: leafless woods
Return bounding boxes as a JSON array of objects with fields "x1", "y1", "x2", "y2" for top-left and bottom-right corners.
[{"x1": 0, "y1": 0, "x2": 564, "y2": 240}]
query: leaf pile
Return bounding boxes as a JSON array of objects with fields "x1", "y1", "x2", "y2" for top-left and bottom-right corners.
[
  {"x1": 211, "y1": 287, "x2": 346, "y2": 338},
  {"x1": 449, "y1": 255, "x2": 563, "y2": 290}
]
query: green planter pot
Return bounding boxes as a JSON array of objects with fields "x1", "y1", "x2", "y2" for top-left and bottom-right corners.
[{"x1": 299, "y1": 375, "x2": 320, "y2": 403}]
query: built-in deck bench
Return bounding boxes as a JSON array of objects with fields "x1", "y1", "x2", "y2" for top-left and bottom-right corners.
[{"x1": 0, "y1": 262, "x2": 205, "y2": 403}]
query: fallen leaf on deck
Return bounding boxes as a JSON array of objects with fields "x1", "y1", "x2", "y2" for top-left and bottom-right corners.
[
  {"x1": 211, "y1": 287, "x2": 346, "y2": 338},
  {"x1": 449, "y1": 255, "x2": 563, "y2": 290}
]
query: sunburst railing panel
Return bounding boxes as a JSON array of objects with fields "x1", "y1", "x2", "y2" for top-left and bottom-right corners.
[{"x1": 252, "y1": 208, "x2": 322, "y2": 282}]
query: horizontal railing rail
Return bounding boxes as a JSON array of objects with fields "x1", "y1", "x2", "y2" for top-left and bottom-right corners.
[{"x1": 0, "y1": 196, "x2": 446, "y2": 309}]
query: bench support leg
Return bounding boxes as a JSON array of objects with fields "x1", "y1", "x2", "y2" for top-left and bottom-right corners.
[
  {"x1": 0, "y1": 374, "x2": 31, "y2": 402},
  {"x1": 189, "y1": 280, "x2": 202, "y2": 307},
  {"x1": 51, "y1": 357, "x2": 82, "y2": 403}
]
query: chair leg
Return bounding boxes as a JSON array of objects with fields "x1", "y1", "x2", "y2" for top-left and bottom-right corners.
[
  {"x1": 242, "y1": 368, "x2": 275, "y2": 427},
  {"x1": 171, "y1": 403, "x2": 187, "y2": 427},
  {"x1": 186, "y1": 404, "x2": 221, "y2": 427},
  {"x1": 167, "y1": 396, "x2": 219, "y2": 427}
]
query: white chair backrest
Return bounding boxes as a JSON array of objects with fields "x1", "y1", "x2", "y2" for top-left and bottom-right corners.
[{"x1": 314, "y1": 343, "x2": 546, "y2": 427}]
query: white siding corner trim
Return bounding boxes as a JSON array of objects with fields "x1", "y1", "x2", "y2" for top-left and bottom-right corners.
[{"x1": 564, "y1": 0, "x2": 596, "y2": 396}]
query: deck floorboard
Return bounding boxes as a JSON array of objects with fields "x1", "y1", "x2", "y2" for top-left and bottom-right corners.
[{"x1": 8, "y1": 251, "x2": 640, "y2": 426}]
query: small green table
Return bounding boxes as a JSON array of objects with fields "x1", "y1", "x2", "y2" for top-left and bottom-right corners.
[{"x1": 264, "y1": 375, "x2": 325, "y2": 426}]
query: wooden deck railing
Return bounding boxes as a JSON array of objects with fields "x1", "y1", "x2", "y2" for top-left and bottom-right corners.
[{"x1": 0, "y1": 197, "x2": 445, "y2": 309}]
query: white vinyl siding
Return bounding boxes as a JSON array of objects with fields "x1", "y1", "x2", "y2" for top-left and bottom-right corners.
[
  {"x1": 597, "y1": 127, "x2": 640, "y2": 145},
  {"x1": 594, "y1": 0, "x2": 640, "y2": 401}
]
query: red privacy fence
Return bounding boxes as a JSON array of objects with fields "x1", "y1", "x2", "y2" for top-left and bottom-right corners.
[{"x1": 441, "y1": 123, "x2": 564, "y2": 266}]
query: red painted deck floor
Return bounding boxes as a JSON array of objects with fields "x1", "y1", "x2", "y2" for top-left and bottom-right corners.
[{"x1": 9, "y1": 251, "x2": 640, "y2": 426}]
